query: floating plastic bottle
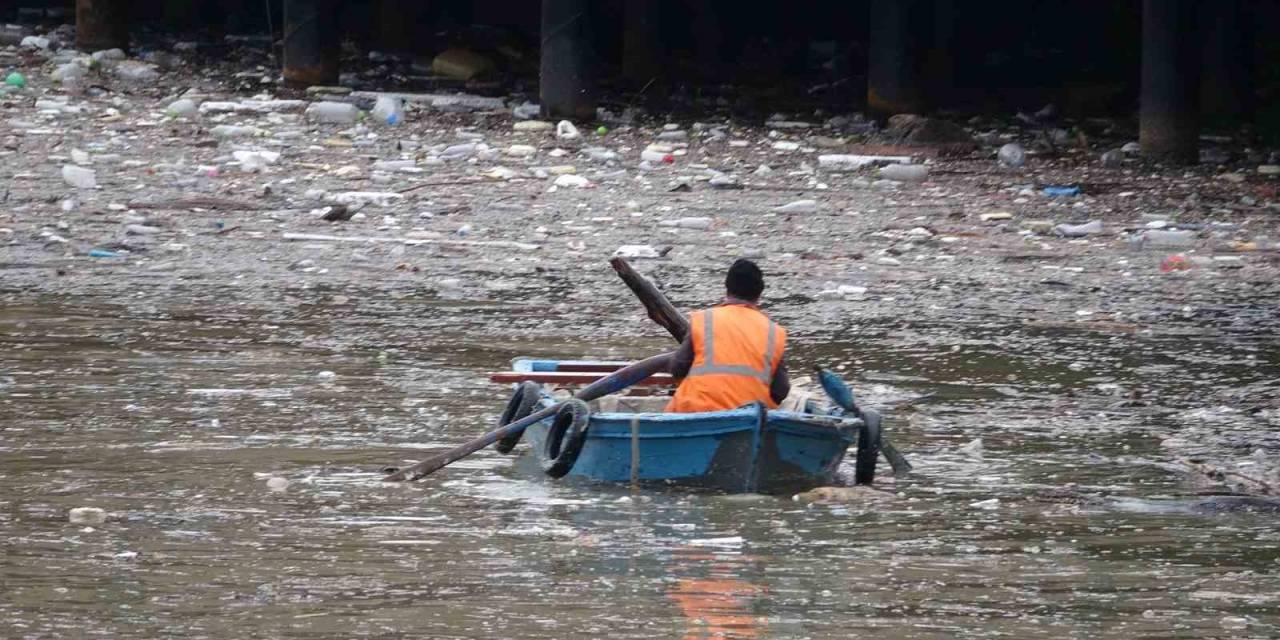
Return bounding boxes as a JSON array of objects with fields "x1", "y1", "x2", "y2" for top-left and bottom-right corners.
[
  {"x1": 879, "y1": 164, "x2": 929, "y2": 183},
  {"x1": 556, "y1": 120, "x2": 581, "y2": 140},
  {"x1": 371, "y1": 95, "x2": 405, "y2": 126},
  {"x1": 305, "y1": 101, "x2": 360, "y2": 124}
]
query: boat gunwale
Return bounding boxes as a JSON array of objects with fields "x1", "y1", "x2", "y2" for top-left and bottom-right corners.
[{"x1": 529, "y1": 399, "x2": 859, "y2": 443}]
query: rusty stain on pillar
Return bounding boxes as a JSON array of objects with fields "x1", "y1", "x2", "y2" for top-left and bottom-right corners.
[
  {"x1": 283, "y1": 0, "x2": 340, "y2": 88},
  {"x1": 1139, "y1": 0, "x2": 1201, "y2": 163},
  {"x1": 867, "y1": 0, "x2": 927, "y2": 118},
  {"x1": 540, "y1": 0, "x2": 596, "y2": 121},
  {"x1": 1201, "y1": 0, "x2": 1252, "y2": 119},
  {"x1": 76, "y1": 0, "x2": 129, "y2": 52},
  {"x1": 623, "y1": 0, "x2": 662, "y2": 86}
]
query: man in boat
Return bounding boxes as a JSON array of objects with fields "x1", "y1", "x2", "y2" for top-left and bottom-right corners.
[{"x1": 667, "y1": 259, "x2": 790, "y2": 412}]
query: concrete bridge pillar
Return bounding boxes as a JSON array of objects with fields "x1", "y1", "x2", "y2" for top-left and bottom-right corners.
[
  {"x1": 540, "y1": 0, "x2": 596, "y2": 120},
  {"x1": 76, "y1": 0, "x2": 130, "y2": 52},
  {"x1": 623, "y1": 0, "x2": 662, "y2": 87},
  {"x1": 1201, "y1": 0, "x2": 1253, "y2": 119},
  {"x1": 867, "y1": 0, "x2": 928, "y2": 118},
  {"x1": 377, "y1": 0, "x2": 414, "y2": 54},
  {"x1": 1139, "y1": 0, "x2": 1201, "y2": 163},
  {"x1": 283, "y1": 0, "x2": 340, "y2": 87}
]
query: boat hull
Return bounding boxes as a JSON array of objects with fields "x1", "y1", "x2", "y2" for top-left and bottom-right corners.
[{"x1": 521, "y1": 403, "x2": 857, "y2": 494}]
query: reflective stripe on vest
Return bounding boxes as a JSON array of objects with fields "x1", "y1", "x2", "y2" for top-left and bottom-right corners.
[{"x1": 686, "y1": 308, "x2": 779, "y2": 383}]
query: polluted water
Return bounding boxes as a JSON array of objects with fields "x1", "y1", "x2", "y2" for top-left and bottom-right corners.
[{"x1": 1, "y1": 16, "x2": 1279, "y2": 640}]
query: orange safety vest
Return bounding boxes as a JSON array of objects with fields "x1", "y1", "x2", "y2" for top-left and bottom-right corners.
[{"x1": 666, "y1": 304, "x2": 787, "y2": 413}]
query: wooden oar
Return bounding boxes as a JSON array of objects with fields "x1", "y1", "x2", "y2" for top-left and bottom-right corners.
[
  {"x1": 383, "y1": 351, "x2": 675, "y2": 482},
  {"x1": 610, "y1": 257, "x2": 689, "y2": 341},
  {"x1": 814, "y1": 367, "x2": 912, "y2": 476},
  {"x1": 609, "y1": 258, "x2": 911, "y2": 476},
  {"x1": 489, "y1": 371, "x2": 676, "y2": 386}
]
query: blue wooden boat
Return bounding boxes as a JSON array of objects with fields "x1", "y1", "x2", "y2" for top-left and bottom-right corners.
[{"x1": 491, "y1": 358, "x2": 871, "y2": 494}]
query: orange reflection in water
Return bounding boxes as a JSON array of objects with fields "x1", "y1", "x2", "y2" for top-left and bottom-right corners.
[{"x1": 666, "y1": 552, "x2": 766, "y2": 639}]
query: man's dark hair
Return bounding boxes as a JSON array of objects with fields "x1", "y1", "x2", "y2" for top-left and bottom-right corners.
[{"x1": 725, "y1": 259, "x2": 765, "y2": 301}]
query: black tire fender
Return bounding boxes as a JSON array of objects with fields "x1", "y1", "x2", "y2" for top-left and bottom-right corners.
[
  {"x1": 495, "y1": 382, "x2": 542, "y2": 454},
  {"x1": 542, "y1": 399, "x2": 591, "y2": 478},
  {"x1": 854, "y1": 408, "x2": 882, "y2": 485}
]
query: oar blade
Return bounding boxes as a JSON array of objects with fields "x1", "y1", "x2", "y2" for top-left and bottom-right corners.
[
  {"x1": 815, "y1": 366, "x2": 857, "y2": 412},
  {"x1": 815, "y1": 366, "x2": 912, "y2": 477}
]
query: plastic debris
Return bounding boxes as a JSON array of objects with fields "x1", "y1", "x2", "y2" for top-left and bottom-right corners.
[
  {"x1": 659, "y1": 217, "x2": 713, "y2": 230},
  {"x1": 775, "y1": 199, "x2": 818, "y2": 214},
  {"x1": 371, "y1": 95, "x2": 405, "y2": 125},
  {"x1": 640, "y1": 147, "x2": 675, "y2": 164},
  {"x1": 88, "y1": 248, "x2": 122, "y2": 258},
  {"x1": 69, "y1": 507, "x2": 107, "y2": 524},
  {"x1": 4, "y1": 72, "x2": 25, "y2": 88},
  {"x1": 92, "y1": 48, "x2": 127, "y2": 63},
  {"x1": 484, "y1": 167, "x2": 519, "y2": 180},
  {"x1": 1160, "y1": 254, "x2": 1194, "y2": 272},
  {"x1": 584, "y1": 147, "x2": 618, "y2": 163},
  {"x1": 997, "y1": 143, "x2": 1025, "y2": 168},
  {"x1": 305, "y1": 101, "x2": 361, "y2": 124},
  {"x1": 439, "y1": 143, "x2": 478, "y2": 160},
  {"x1": 958, "y1": 437, "x2": 984, "y2": 460},
  {"x1": 1140, "y1": 229, "x2": 1196, "y2": 248},
  {"x1": 327, "y1": 192, "x2": 404, "y2": 207},
  {"x1": 880, "y1": 164, "x2": 929, "y2": 183},
  {"x1": 1043, "y1": 186, "x2": 1082, "y2": 197},
  {"x1": 613, "y1": 245, "x2": 668, "y2": 259},
  {"x1": 20, "y1": 35, "x2": 50, "y2": 50},
  {"x1": 61, "y1": 165, "x2": 97, "y2": 189},
  {"x1": 512, "y1": 102, "x2": 540, "y2": 119},
  {"x1": 1052, "y1": 220, "x2": 1102, "y2": 237},
  {"x1": 372, "y1": 159, "x2": 415, "y2": 171},
  {"x1": 233, "y1": 150, "x2": 281, "y2": 172},
  {"x1": 818, "y1": 154, "x2": 911, "y2": 171},
  {"x1": 266, "y1": 477, "x2": 290, "y2": 492},
  {"x1": 51, "y1": 61, "x2": 88, "y2": 85},
  {"x1": 125, "y1": 224, "x2": 162, "y2": 235},
  {"x1": 817, "y1": 284, "x2": 868, "y2": 300},
  {"x1": 708, "y1": 175, "x2": 741, "y2": 189},
  {"x1": 555, "y1": 120, "x2": 581, "y2": 140},
  {"x1": 165, "y1": 98, "x2": 198, "y2": 119},
  {"x1": 114, "y1": 61, "x2": 161, "y2": 83},
  {"x1": 210, "y1": 125, "x2": 263, "y2": 140},
  {"x1": 1100, "y1": 148, "x2": 1125, "y2": 167},
  {"x1": 514, "y1": 120, "x2": 553, "y2": 132},
  {"x1": 553, "y1": 174, "x2": 591, "y2": 188}
]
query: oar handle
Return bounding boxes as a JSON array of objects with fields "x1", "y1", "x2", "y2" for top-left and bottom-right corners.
[
  {"x1": 384, "y1": 351, "x2": 675, "y2": 482},
  {"x1": 383, "y1": 404, "x2": 560, "y2": 481}
]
